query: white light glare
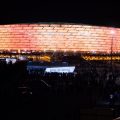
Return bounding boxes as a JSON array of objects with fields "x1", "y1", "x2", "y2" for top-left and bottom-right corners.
[{"x1": 110, "y1": 30, "x2": 115, "y2": 34}]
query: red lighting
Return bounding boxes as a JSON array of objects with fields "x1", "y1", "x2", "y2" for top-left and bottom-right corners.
[{"x1": 0, "y1": 24, "x2": 119, "y2": 53}]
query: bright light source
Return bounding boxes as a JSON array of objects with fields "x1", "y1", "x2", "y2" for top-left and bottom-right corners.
[
  {"x1": 18, "y1": 49, "x2": 20, "y2": 53},
  {"x1": 73, "y1": 50, "x2": 76, "y2": 52},
  {"x1": 64, "y1": 49, "x2": 66, "y2": 52},
  {"x1": 110, "y1": 30, "x2": 115, "y2": 34},
  {"x1": 6, "y1": 58, "x2": 17, "y2": 64},
  {"x1": 91, "y1": 50, "x2": 96, "y2": 53},
  {"x1": 53, "y1": 49, "x2": 56, "y2": 52},
  {"x1": 44, "y1": 49, "x2": 46, "y2": 52},
  {"x1": 45, "y1": 66, "x2": 75, "y2": 73}
]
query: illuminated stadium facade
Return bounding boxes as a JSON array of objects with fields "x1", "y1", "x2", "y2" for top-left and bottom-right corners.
[{"x1": 0, "y1": 23, "x2": 120, "y2": 61}]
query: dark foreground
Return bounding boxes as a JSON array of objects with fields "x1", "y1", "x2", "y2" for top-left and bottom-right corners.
[
  {"x1": 0, "y1": 92, "x2": 116, "y2": 120},
  {"x1": 0, "y1": 60, "x2": 120, "y2": 120}
]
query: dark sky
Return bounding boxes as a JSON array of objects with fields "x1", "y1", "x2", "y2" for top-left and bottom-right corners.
[{"x1": 0, "y1": 1, "x2": 120, "y2": 27}]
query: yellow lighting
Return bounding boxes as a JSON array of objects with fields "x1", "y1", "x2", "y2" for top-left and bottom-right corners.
[{"x1": 83, "y1": 56, "x2": 120, "y2": 60}]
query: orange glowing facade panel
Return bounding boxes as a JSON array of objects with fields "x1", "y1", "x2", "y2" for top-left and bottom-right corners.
[{"x1": 0, "y1": 23, "x2": 119, "y2": 53}]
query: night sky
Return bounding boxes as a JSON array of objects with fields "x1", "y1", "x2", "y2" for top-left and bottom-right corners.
[{"x1": 0, "y1": 1, "x2": 120, "y2": 27}]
